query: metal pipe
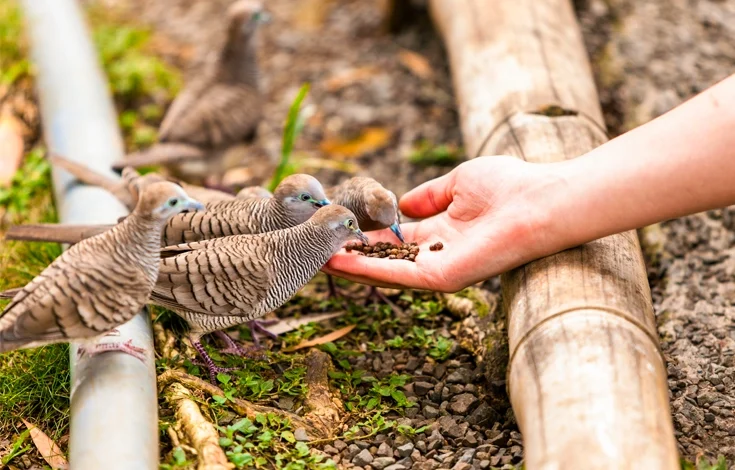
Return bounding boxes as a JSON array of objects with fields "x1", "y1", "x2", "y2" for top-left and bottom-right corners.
[{"x1": 21, "y1": 1, "x2": 158, "y2": 468}]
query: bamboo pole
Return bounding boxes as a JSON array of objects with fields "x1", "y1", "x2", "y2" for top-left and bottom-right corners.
[
  {"x1": 428, "y1": 1, "x2": 678, "y2": 468},
  {"x1": 21, "y1": 1, "x2": 158, "y2": 468}
]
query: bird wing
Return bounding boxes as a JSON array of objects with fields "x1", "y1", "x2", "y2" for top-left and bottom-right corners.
[
  {"x1": 158, "y1": 82, "x2": 262, "y2": 148},
  {"x1": 0, "y1": 257, "x2": 150, "y2": 347},
  {"x1": 153, "y1": 237, "x2": 274, "y2": 318}
]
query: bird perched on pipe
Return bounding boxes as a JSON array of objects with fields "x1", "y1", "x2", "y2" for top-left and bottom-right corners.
[
  {"x1": 152, "y1": 204, "x2": 368, "y2": 383},
  {"x1": 110, "y1": 0, "x2": 270, "y2": 186},
  {"x1": 0, "y1": 180, "x2": 204, "y2": 358}
]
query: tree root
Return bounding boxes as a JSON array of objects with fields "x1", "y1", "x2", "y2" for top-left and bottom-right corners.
[
  {"x1": 303, "y1": 349, "x2": 343, "y2": 437},
  {"x1": 155, "y1": 322, "x2": 232, "y2": 469},
  {"x1": 165, "y1": 382, "x2": 234, "y2": 470},
  {"x1": 443, "y1": 287, "x2": 498, "y2": 319},
  {"x1": 158, "y1": 369, "x2": 329, "y2": 439}
]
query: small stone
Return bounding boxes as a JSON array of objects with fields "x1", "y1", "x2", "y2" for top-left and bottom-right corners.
[
  {"x1": 324, "y1": 445, "x2": 339, "y2": 455},
  {"x1": 354, "y1": 440, "x2": 370, "y2": 449},
  {"x1": 705, "y1": 413, "x2": 716, "y2": 422},
  {"x1": 414, "y1": 382, "x2": 434, "y2": 396},
  {"x1": 480, "y1": 460, "x2": 491, "y2": 469},
  {"x1": 467, "y1": 402, "x2": 501, "y2": 426},
  {"x1": 348, "y1": 444, "x2": 362, "y2": 458},
  {"x1": 423, "y1": 405, "x2": 440, "y2": 418},
  {"x1": 415, "y1": 441, "x2": 427, "y2": 452},
  {"x1": 334, "y1": 440, "x2": 348, "y2": 451},
  {"x1": 461, "y1": 431, "x2": 479, "y2": 447},
  {"x1": 278, "y1": 396, "x2": 295, "y2": 410},
  {"x1": 427, "y1": 430, "x2": 444, "y2": 450},
  {"x1": 449, "y1": 393, "x2": 479, "y2": 414},
  {"x1": 377, "y1": 442, "x2": 393, "y2": 457},
  {"x1": 434, "y1": 363, "x2": 447, "y2": 379},
  {"x1": 385, "y1": 465, "x2": 408, "y2": 470},
  {"x1": 446, "y1": 369, "x2": 471, "y2": 384},
  {"x1": 406, "y1": 357, "x2": 421, "y2": 371},
  {"x1": 372, "y1": 457, "x2": 397, "y2": 470},
  {"x1": 452, "y1": 463, "x2": 471, "y2": 470},
  {"x1": 397, "y1": 442, "x2": 415, "y2": 458},
  {"x1": 294, "y1": 428, "x2": 310, "y2": 441},
  {"x1": 353, "y1": 449, "x2": 374, "y2": 466}
]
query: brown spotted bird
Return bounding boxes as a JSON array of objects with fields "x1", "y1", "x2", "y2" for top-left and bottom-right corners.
[
  {"x1": 0, "y1": 181, "x2": 204, "y2": 359},
  {"x1": 152, "y1": 204, "x2": 368, "y2": 382},
  {"x1": 111, "y1": 0, "x2": 270, "y2": 185}
]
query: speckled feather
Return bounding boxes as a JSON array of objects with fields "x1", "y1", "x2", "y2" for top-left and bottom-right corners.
[
  {"x1": 150, "y1": 205, "x2": 365, "y2": 338},
  {"x1": 0, "y1": 181, "x2": 200, "y2": 353}
]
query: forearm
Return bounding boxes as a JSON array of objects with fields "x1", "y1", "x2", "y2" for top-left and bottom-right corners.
[{"x1": 545, "y1": 74, "x2": 735, "y2": 249}]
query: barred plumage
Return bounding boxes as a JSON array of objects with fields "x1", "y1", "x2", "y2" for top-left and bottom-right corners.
[
  {"x1": 0, "y1": 181, "x2": 203, "y2": 358},
  {"x1": 153, "y1": 205, "x2": 369, "y2": 382},
  {"x1": 326, "y1": 177, "x2": 403, "y2": 237}
]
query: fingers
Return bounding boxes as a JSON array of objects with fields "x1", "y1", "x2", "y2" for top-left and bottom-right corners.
[
  {"x1": 324, "y1": 252, "x2": 434, "y2": 290},
  {"x1": 399, "y1": 171, "x2": 455, "y2": 218}
]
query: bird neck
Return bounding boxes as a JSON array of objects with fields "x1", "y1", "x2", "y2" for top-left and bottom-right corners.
[
  {"x1": 216, "y1": 30, "x2": 259, "y2": 88},
  {"x1": 115, "y1": 212, "x2": 166, "y2": 261},
  {"x1": 262, "y1": 197, "x2": 300, "y2": 230}
]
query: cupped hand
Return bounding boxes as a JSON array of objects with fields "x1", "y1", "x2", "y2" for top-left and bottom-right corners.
[{"x1": 324, "y1": 155, "x2": 565, "y2": 292}]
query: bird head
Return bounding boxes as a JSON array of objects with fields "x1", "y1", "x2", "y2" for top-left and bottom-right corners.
[
  {"x1": 121, "y1": 167, "x2": 167, "y2": 204},
  {"x1": 312, "y1": 205, "x2": 369, "y2": 245},
  {"x1": 135, "y1": 181, "x2": 205, "y2": 221},
  {"x1": 275, "y1": 174, "x2": 331, "y2": 223},
  {"x1": 366, "y1": 185, "x2": 405, "y2": 243},
  {"x1": 227, "y1": 0, "x2": 270, "y2": 39}
]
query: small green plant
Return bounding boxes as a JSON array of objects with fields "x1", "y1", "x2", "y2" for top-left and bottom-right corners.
[
  {"x1": 0, "y1": 429, "x2": 31, "y2": 466},
  {"x1": 218, "y1": 414, "x2": 336, "y2": 469},
  {"x1": 159, "y1": 445, "x2": 194, "y2": 470},
  {"x1": 681, "y1": 455, "x2": 729, "y2": 470},
  {"x1": 268, "y1": 83, "x2": 310, "y2": 192},
  {"x1": 385, "y1": 326, "x2": 454, "y2": 361},
  {"x1": 408, "y1": 140, "x2": 462, "y2": 167},
  {"x1": 0, "y1": 0, "x2": 31, "y2": 86},
  {"x1": 0, "y1": 148, "x2": 53, "y2": 220}
]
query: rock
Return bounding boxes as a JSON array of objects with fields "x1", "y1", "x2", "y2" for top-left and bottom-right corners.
[
  {"x1": 415, "y1": 440, "x2": 427, "y2": 452},
  {"x1": 278, "y1": 396, "x2": 295, "y2": 410},
  {"x1": 480, "y1": 460, "x2": 491, "y2": 469},
  {"x1": 452, "y1": 463, "x2": 472, "y2": 470},
  {"x1": 430, "y1": 383, "x2": 443, "y2": 403},
  {"x1": 414, "y1": 381, "x2": 434, "y2": 396},
  {"x1": 324, "y1": 445, "x2": 339, "y2": 455},
  {"x1": 372, "y1": 457, "x2": 397, "y2": 470},
  {"x1": 441, "y1": 386, "x2": 452, "y2": 401},
  {"x1": 294, "y1": 428, "x2": 310, "y2": 441},
  {"x1": 424, "y1": 405, "x2": 441, "y2": 418},
  {"x1": 406, "y1": 357, "x2": 421, "y2": 371},
  {"x1": 438, "y1": 416, "x2": 468, "y2": 438},
  {"x1": 396, "y1": 456, "x2": 412, "y2": 468},
  {"x1": 449, "y1": 393, "x2": 478, "y2": 414},
  {"x1": 397, "y1": 442, "x2": 415, "y2": 458},
  {"x1": 385, "y1": 465, "x2": 408, "y2": 470},
  {"x1": 334, "y1": 440, "x2": 347, "y2": 451},
  {"x1": 434, "y1": 363, "x2": 447, "y2": 379},
  {"x1": 377, "y1": 442, "x2": 393, "y2": 457},
  {"x1": 467, "y1": 403, "x2": 500, "y2": 426},
  {"x1": 461, "y1": 431, "x2": 479, "y2": 447},
  {"x1": 427, "y1": 430, "x2": 443, "y2": 451},
  {"x1": 353, "y1": 449, "x2": 374, "y2": 466},
  {"x1": 348, "y1": 444, "x2": 362, "y2": 459},
  {"x1": 354, "y1": 440, "x2": 370, "y2": 449},
  {"x1": 446, "y1": 369, "x2": 471, "y2": 384}
]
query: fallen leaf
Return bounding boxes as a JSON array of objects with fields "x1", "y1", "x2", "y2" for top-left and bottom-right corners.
[
  {"x1": 21, "y1": 419, "x2": 68, "y2": 470},
  {"x1": 283, "y1": 325, "x2": 357, "y2": 352},
  {"x1": 0, "y1": 108, "x2": 25, "y2": 186},
  {"x1": 398, "y1": 49, "x2": 433, "y2": 80},
  {"x1": 267, "y1": 311, "x2": 346, "y2": 336},
  {"x1": 320, "y1": 127, "x2": 392, "y2": 160},
  {"x1": 324, "y1": 66, "x2": 379, "y2": 92}
]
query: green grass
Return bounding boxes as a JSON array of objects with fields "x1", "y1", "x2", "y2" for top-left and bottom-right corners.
[
  {"x1": 681, "y1": 456, "x2": 729, "y2": 470},
  {"x1": 0, "y1": 0, "x2": 31, "y2": 86},
  {"x1": 268, "y1": 83, "x2": 311, "y2": 192},
  {"x1": 408, "y1": 140, "x2": 462, "y2": 167}
]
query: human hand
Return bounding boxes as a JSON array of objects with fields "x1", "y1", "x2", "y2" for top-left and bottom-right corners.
[{"x1": 324, "y1": 155, "x2": 568, "y2": 292}]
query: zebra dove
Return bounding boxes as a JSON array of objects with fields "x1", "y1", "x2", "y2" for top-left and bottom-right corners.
[
  {"x1": 111, "y1": 0, "x2": 269, "y2": 185},
  {"x1": 324, "y1": 177, "x2": 404, "y2": 300},
  {"x1": 6, "y1": 174, "x2": 330, "y2": 248},
  {"x1": 236, "y1": 185, "x2": 272, "y2": 200},
  {"x1": 152, "y1": 204, "x2": 368, "y2": 382},
  {"x1": 0, "y1": 181, "x2": 204, "y2": 358}
]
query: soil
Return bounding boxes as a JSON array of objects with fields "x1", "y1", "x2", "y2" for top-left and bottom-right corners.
[{"x1": 5, "y1": 0, "x2": 735, "y2": 467}]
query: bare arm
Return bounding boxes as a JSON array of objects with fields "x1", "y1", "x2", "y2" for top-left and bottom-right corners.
[{"x1": 324, "y1": 74, "x2": 735, "y2": 292}]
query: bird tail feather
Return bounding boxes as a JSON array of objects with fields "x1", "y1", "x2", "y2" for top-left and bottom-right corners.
[{"x1": 5, "y1": 223, "x2": 112, "y2": 244}]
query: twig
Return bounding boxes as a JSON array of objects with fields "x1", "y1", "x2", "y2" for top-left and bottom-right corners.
[
  {"x1": 303, "y1": 349, "x2": 343, "y2": 437},
  {"x1": 157, "y1": 369, "x2": 328, "y2": 439}
]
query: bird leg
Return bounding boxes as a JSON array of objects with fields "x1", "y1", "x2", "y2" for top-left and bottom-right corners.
[
  {"x1": 212, "y1": 330, "x2": 264, "y2": 358},
  {"x1": 365, "y1": 286, "x2": 404, "y2": 316},
  {"x1": 247, "y1": 319, "x2": 279, "y2": 347},
  {"x1": 191, "y1": 338, "x2": 237, "y2": 384},
  {"x1": 78, "y1": 339, "x2": 146, "y2": 362}
]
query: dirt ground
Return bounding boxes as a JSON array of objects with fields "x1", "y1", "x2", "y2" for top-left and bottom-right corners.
[{"x1": 4, "y1": 0, "x2": 735, "y2": 467}]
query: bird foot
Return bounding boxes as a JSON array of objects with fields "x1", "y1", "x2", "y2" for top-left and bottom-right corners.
[
  {"x1": 192, "y1": 339, "x2": 238, "y2": 384},
  {"x1": 213, "y1": 330, "x2": 266, "y2": 359},
  {"x1": 248, "y1": 319, "x2": 279, "y2": 347},
  {"x1": 78, "y1": 339, "x2": 146, "y2": 362}
]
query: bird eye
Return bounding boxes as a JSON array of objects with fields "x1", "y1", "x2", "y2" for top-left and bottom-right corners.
[
  {"x1": 346, "y1": 219, "x2": 354, "y2": 229},
  {"x1": 300, "y1": 193, "x2": 311, "y2": 201},
  {"x1": 168, "y1": 198, "x2": 178, "y2": 207}
]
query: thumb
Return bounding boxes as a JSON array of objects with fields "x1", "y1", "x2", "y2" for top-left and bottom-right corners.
[{"x1": 399, "y1": 171, "x2": 455, "y2": 218}]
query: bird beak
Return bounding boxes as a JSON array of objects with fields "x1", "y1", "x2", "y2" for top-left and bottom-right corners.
[
  {"x1": 313, "y1": 198, "x2": 331, "y2": 209},
  {"x1": 355, "y1": 229, "x2": 369, "y2": 245},
  {"x1": 389, "y1": 222, "x2": 405, "y2": 243},
  {"x1": 183, "y1": 198, "x2": 205, "y2": 212}
]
